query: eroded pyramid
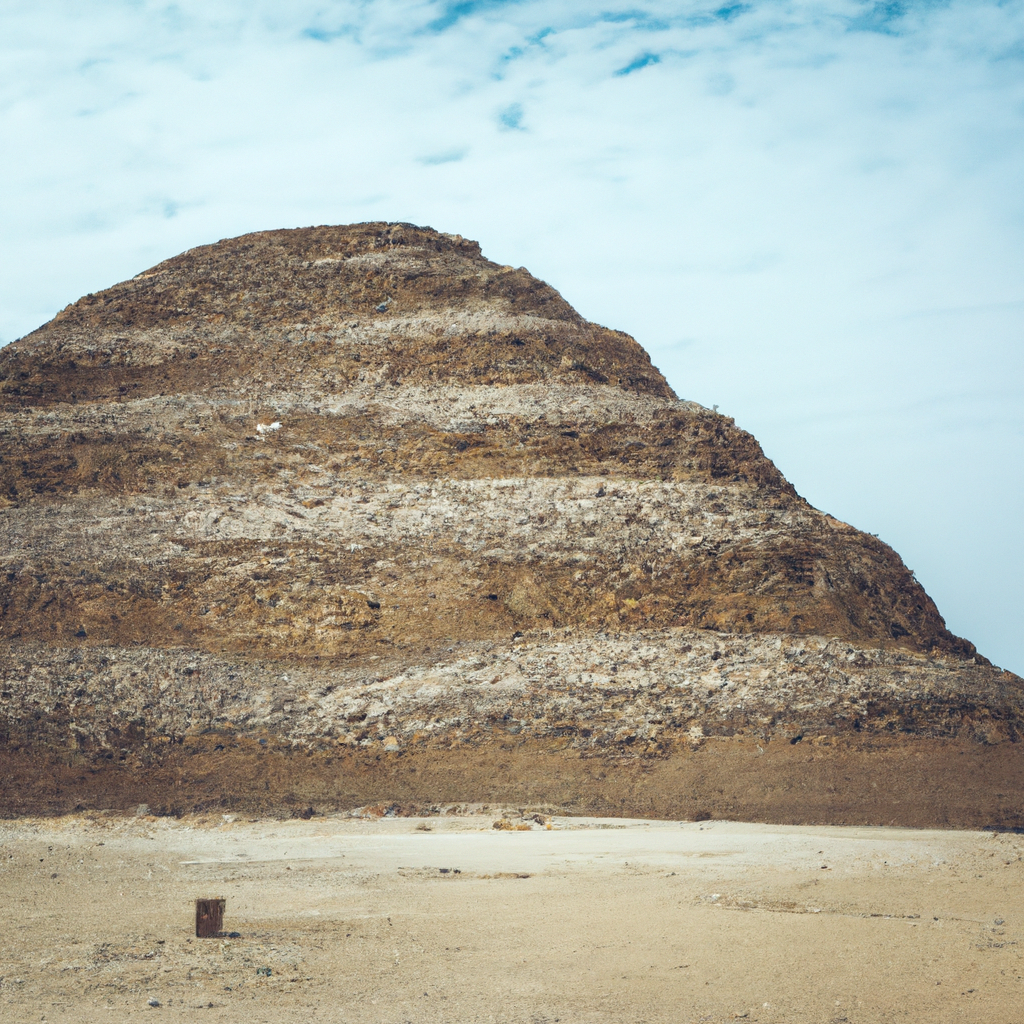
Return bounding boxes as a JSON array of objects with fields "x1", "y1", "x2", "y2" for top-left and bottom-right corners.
[{"x1": 1, "y1": 223, "x2": 1021, "y2": 825}]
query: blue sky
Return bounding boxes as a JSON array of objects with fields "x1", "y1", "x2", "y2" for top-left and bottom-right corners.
[{"x1": 1, "y1": 0, "x2": 1022, "y2": 670}]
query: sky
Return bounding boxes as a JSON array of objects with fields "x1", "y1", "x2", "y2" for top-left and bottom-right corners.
[{"x1": 1, "y1": 0, "x2": 1022, "y2": 672}]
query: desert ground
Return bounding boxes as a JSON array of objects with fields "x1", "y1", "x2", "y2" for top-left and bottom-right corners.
[{"x1": 1, "y1": 811, "x2": 1022, "y2": 1024}]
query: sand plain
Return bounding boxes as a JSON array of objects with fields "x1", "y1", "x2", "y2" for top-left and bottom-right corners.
[{"x1": 1, "y1": 811, "x2": 1022, "y2": 1024}]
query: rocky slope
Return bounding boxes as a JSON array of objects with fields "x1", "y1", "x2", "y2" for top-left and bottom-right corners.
[{"x1": 1, "y1": 222, "x2": 1020, "y2": 825}]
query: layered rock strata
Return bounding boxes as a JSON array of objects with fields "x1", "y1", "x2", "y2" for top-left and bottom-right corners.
[{"x1": 1, "y1": 223, "x2": 1020, "y2": 825}]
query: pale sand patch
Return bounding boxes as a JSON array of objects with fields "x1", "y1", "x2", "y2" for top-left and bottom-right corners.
[{"x1": 1, "y1": 814, "x2": 1021, "y2": 1023}]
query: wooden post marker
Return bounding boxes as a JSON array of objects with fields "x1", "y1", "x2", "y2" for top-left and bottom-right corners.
[{"x1": 195, "y1": 898, "x2": 226, "y2": 938}]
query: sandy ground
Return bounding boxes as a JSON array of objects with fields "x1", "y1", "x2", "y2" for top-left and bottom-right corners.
[{"x1": 1, "y1": 811, "x2": 1022, "y2": 1024}]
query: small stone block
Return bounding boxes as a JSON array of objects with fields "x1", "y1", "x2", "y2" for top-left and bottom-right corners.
[{"x1": 195, "y1": 897, "x2": 226, "y2": 938}]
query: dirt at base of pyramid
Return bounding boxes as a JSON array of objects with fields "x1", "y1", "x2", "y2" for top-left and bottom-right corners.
[{"x1": 2, "y1": 734, "x2": 1022, "y2": 831}]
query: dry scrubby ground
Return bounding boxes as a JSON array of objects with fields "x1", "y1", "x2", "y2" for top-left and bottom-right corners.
[{"x1": 1, "y1": 812, "x2": 1023, "y2": 1023}]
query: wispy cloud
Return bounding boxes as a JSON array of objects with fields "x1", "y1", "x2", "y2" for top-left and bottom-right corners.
[
  {"x1": 419, "y1": 147, "x2": 469, "y2": 163},
  {"x1": 302, "y1": 25, "x2": 353, "y2": 43},
  {"x1": 847, "y1": 1, "x2": 909, "y2": 35},
  {"x1": 497, "y1": 101, "x2": 525, "y2": 129},
  {"x1": 615, "y1": 51, "x2": 662, "y2": 75},
  {"x1": 425, "y1": 0, "x2": 528, "y2": 33}
]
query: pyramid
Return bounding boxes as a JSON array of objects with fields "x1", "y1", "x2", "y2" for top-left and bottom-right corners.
[{"x1": 1, "y1": 223, "x2": 1021, "y2": 825}]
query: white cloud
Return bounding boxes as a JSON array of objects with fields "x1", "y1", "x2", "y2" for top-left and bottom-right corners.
[{"x1": 1, "y1": 0, "x2": 1022, "y2": 669}]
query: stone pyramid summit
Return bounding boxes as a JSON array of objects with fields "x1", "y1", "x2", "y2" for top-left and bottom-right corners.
[{"x1": 1, "y1": 223, "x2": 1021, "y2": 825}]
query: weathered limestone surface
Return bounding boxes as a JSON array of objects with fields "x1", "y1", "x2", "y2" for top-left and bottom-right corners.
[
  {"x1": 3, "y1": 632, "x2": 1020, "y2": 757},
  {"x1": 1, "y1": 223, "x2": 1020, "y2": 823}
]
